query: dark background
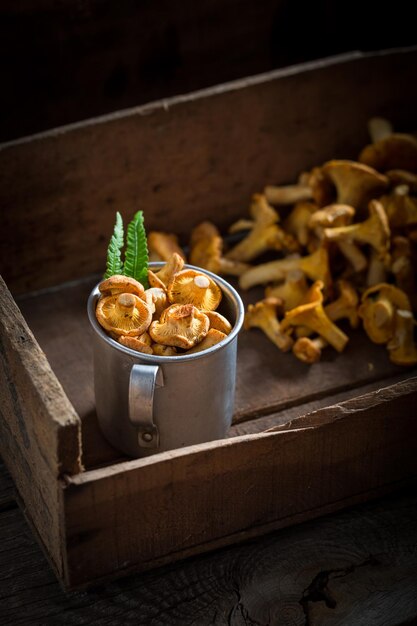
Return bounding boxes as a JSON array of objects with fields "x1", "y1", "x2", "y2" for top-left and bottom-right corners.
[{"x1": 1, "y1": 0, "x2": 416, "y2": 142}]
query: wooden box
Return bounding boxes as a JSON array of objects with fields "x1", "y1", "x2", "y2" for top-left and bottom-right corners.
[{"x1": 1, "y1": 48, "x2": 417, "y2": 590}]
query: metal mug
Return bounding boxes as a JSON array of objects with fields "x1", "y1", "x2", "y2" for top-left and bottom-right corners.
[{"x1": 87, "y1": 264, "x2": 244, "y2": 458}]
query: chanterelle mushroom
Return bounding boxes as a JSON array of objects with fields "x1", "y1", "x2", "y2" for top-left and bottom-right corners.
[
  {"x1": 320, "y1": 160, "x2": 388, "y2": 209},
  {"x1": 118, "y1": 334, "x2": 153, "y2": 354},
  {"x1": 265, "y1": 269, "x2": 309, "y2": 311},
  {"x1": 147, "y1": 231, "x2": 186, "y2": 262},
  {"x1": 149, "y1": 303, "x2": 209, "y2": 348},
  {"x1": 189, "y1": 221, "x2": 249, "y2": 276},
  {"x1": 359, "y1": 133, "x2": 417, "y2": 173},
  {"x1": 284, "y1": 201, "x2": 318, "y2": 247},
  {"x1": 203, "y1": 310, "x2": 232, "y2": 335},
  {"x1": 309, "y1": 203, "x2": 367, "y2": 273},
  {"x1": 144, "y1": 287, "x2": 167, "y2": 319},
  {"x1": 280, "y1": 281, "x2": 348, "y2": 352},
  {"x1": 99, "y1": 275, "x2": 146, "y2": 300},
  {"x1": 148, "y1": 252, "x2": 185, "y2": 289},
  {"x1": 323, "y1": 199, "x2": 390, "y2": 265},
  {"x1": 292, "y1": 336, "x2": 328, "y2": 364},
  {"x1": 264, "y1": 182, "x2": 313, "y2": 205},
  {"x1": 168, "y1": 269, "x2": 222, "y2": 311},
  {"x1": 324, "y1": 280, "x2": 359, "y2": 328},
  {"x1": 226, "y1": 194, "x2": 298, "y2": 262},
  {"x1": 186, "y1": 329, "x2": 227, "y2": 354},
  {"x1": 358, "y1": 283, "x2": 412, "y2": 344},
  {"x1": 379, "y1": 186, "x2": 417, "y2": 228},
  {"x1": 244, "y1": 297, "x2": 293, "y2": 352},
  {"x1": 239, "y1": 246, "x2": 331, "y2": 290},
  {"x1": 387, "y1": 309, "x2": 417, "y2": 366},
  {"x1": 96, "y1": 293, "x2": 152, "y2": 337}
]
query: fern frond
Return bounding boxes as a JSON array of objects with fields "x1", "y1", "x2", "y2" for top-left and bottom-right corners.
[
  {"x1": 123, "y1": 210, "x2": 149, "y2": 288},
  {"x1": 104, "y1": 212, "x2": 124, "y2": 278}
]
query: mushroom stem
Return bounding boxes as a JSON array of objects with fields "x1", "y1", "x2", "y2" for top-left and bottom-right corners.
[
  {"x1": 367, "y1": 250, "x2": 387, "y2": 287},
  {"x1": 117, "y1": 293, "x2": 137, "y2": 313},
  {"x1": 244, "y1": 298, "x2": 293, "y2": 352},
  {"x1": 265, "y1": 269, "x2": 309, "y2": 311},
  {"x1": 324, "y1": 200, "x2": 390, "y2": 262},
  {"x1": 373, "y1": 298, "x2": 394, "y2": 328},
  {"x1": 239, "y1": 247, "x2": 330, "y2": 290},
  {"x1": 280, "y1": 282, "x2": 348, "y2": 352},
  {"x1": 337, "y1": 240, "x2": 368, "y2": 273},
  {"x1": 264, "y1": 184, "x2": 313, "y2": 205},
  {"x1": 387, "y1": 309, "x2": 417, "y2": 366}
]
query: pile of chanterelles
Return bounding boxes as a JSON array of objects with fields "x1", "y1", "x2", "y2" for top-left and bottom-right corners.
[
  {"x1": 95, "y1": 254, "x2": 232, "y2": 356},
  {"x1": 147, "y1": 118, "x2": 417, "y2": 366}
]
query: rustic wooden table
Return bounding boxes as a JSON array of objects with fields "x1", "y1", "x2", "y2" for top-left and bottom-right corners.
[{"x1": 2, "y1": 460, "x2": 417, "y2": 625}]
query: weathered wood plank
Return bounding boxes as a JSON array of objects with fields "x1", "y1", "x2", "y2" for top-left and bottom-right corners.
[
  {"x1": 2, "y1": 48, "x2": 417, "y2": 293},
  {"x1": 0, "y1": 461, "x2": 15, "y2": 511},
  {"x1": 62, "y1": 377, "x2": 417, "y2": 587},
  {"x1": 0, "y1": 0, "x2": 295, "y2": 142},
  {"x1": 230, "y1": 370, "x2": 414, "y2": 436},
  {"x1": 2, "y1": 491, "x2": 417, "y2": 624},
  {"x1": 17, "y1": 277, "x2": 415, "y2": 469},
  {"x1": 0, "y1": 276, "x2": 83, "y2": 581},
  {"x1": 0, "y1": 276, "x2": 82, "y2": 476}
]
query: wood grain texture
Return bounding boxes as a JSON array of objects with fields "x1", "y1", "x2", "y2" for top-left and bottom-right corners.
[
  {"x1": 62, "y1": 377, "x2": 417, "y2": 587},
  {"x1": 0, "y1": 0, "x2": 297, "y2": 141},
  {"x1": 2, "y1": 48, "x2": 417, "y2": 293},
  {"x1": 1, "y1": 485, "x2": 417, "y2": 625},
  {"x1": 0, "y1": 460, "x2": 15, "y2": 511},
  {"x1": 17, "y1": 277, "x2": 415, "y2": 469},
  {"x1": 0, "y1": 276, "x2": 83, "y2": 581},
  {"x1": 0, "y1": 276, "x2": 82, "y2": 476}
]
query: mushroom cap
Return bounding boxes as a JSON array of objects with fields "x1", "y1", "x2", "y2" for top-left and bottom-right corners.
[
  {"x1": 379, "y1": 188, "x2": 417, "y2": 228},
  {"x1": 324, "y1": 279, "x2": 359, "y2": 328},
  {"x1": 358, "y1": 283, "x2": 411, "y2": 345},
  {"x1": 309, "y1": 204, "x2": 355, "y2": 229},
  {"x1": 186, "y1": 329, "x2": 227, "y2": 354},
  {"x1": 167, "y1": 269, "x2": 222, "y2": 311},
  {"x1": 203, "y1": 310, "x2": 232, "y2": 335},
  {"x1": 284, "y1": 201, "x2": 318, "y2": 246},
  {"x1": 189, "y1": 230, "x2": 223, "y2": 274},
  {"x1": 386, "y1": 169, "x2": 417, "y2": 192},
  {"x1": 149, "y1": 303, "x2": 209, "y2": 349},
  {"x1": 190, "y1": 221, "x2": 220, "y2": 247},
  {"x1": 96, "y1": 293, "x2": 152, "y2": 336},
  {"x1": 244, "y1": 297, "x2": 284, "y2": 330},
  {"x1": 292, "y1": 337, "x2": 322, "y2": 363},
  {"x1": 359, "y1": 134, "x2": 417, "y2": 173},
  {"x1": 147, "y1": 231, "x2": 186, "y2": 262},
  {"x1": 321, "y1": 160, "x2": 388, "y2": 208},
  {"x1": 280, "y1": 282, "x2": 348, "y2": 352},
  {"x1": 118, "y1": 335, "x2": 153, "y2": 354},
  {"x1": 99, "y1": 275, "x2": 146, "y2": 299},
  {"x1": 362, "y1": 282, "x2": 411, "y2": 312},
  {"x1": 308, "y1": 166, "x2": 335, "y2": 207},
  {"x1": 148, "y1": 252, "x2": 185, "y2": 289}
]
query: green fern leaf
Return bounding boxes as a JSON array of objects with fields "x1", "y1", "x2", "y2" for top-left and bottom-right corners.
[
  {"x1": 104, "y1": 212, "x2": 124, "y2": 278},
  {"x1": 123, "y1": 210, "x2": 149, "y2": 288}
]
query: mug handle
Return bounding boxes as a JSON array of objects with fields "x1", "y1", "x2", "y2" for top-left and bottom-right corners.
[{"x1": 129, "y1": 364, "x2": 164, "y2": 449}]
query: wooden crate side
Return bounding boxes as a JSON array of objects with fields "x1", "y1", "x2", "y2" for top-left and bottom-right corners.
[
  {"x1": 0, "y1": 276, "x2": 82, "y2": 576},
  {"x1": 2, "y1": 48, "x2": 417, "y2": 293},
  {"x1": 62, "y1": 377, "x2": 417, "y2": 587}
]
